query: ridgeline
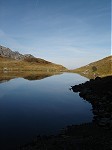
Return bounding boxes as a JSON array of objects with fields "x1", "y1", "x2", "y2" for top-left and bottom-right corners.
[
  {"x1": 0, "y1": 45, "x2": 67, "y2": 72},
  {"x1": 70, "y1": 56, "x2": 112, "y2": 78}
]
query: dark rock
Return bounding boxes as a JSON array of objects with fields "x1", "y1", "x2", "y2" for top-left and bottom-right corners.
[
  {"x1": 95, "y1": 76, "x2": 101, "y2": 80},
  {"x1": 71, "y1": 76, "x2": 112, "y2": 129}
]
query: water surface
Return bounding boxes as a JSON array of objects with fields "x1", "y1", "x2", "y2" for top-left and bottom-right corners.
[{"x1": 0, "y1": 73, "x2": 93, "y2": 150}]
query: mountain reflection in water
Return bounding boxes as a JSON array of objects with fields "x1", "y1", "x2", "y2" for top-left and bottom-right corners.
[
  {"x1": 0, "y1": 73, "x2": 93, "y2": 150},
  {"x1": 0, "y1": 71, "x2": 62, "y2": 83}
]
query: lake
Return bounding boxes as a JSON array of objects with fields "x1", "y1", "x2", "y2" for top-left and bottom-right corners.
[{"x1": 0, "y1": 72, "x2": 93, "y2": 150}]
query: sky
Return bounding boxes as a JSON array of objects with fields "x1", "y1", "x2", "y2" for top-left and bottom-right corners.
[{"x1": 0, "y1": 0, "x2": 111, "y2": 69}]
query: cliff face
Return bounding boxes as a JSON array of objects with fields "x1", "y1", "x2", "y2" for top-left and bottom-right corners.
[
  {"x1": 0, "y1": 45, "x2": 23, "y2": 59},
  {"x1": 0, "y1": 45, "x2": 34, "y2": 60}
]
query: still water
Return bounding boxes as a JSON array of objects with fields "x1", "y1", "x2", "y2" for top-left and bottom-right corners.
[{"x1": 0, "y1": 73, "x2": 93, "y2": 149}]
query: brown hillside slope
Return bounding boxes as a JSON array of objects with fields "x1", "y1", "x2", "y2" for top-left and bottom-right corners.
[
  {"x1": 71, "y1": 56, "x2": 112, "y2": 78},
  {"x1": 0, "y1": 45, "x2": 67, "y2": 72},
  {"x1": 0, "y1": 56, "x2": 66, "y2": 72}
]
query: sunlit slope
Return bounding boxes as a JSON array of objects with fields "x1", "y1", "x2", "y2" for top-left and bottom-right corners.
[
  {"x1": 71, "y1": 56, "x2": 112, "y2": 78},
  {"x1": 0, "y1": 45, "x2": 67, "y2": 72},
  {"x1": 0, "y1": 56, "x2": 66, "y2": 72}
]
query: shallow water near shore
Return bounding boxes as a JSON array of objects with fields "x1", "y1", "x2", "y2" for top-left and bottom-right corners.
[{"x1": 0, "y1": 73, "x2": 93, "y2": 150}]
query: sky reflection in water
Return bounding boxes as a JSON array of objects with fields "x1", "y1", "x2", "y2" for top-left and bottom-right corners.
[{"x1": 0, "y1": 73, "x2": 93, "y2": 149}]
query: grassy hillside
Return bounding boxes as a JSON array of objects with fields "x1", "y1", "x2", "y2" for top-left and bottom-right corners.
[
  {"x1": 71, "y1": 56, "x2": 112, "y2": 78},
  {"x1": 0, "y1": 56, "x2": 67, "y2": 72},
  {"x1": 0, "y1": 71, "x2": 62, "y2": 83}
]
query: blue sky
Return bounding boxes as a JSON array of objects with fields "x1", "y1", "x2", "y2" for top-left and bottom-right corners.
[{"x1": 0, "y1": 0, "x2": 111, "y2": 69}]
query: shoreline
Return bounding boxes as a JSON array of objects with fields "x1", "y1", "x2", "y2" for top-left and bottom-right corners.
[
  {"x1": 20, "y1": 122, "x2": 112, "y2": 150},
  {"x1": 72, "y1": 76, "x2": 112, "y2": 128},
  {"x1": 20, "y1": 76, "x2": 112, "y2": 150}
]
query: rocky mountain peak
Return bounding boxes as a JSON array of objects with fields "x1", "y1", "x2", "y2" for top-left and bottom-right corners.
[{"x1": 0, "y1": 45, "x2": 34, "y2": 60}]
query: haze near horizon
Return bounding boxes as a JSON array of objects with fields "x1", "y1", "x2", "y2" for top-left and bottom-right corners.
[{"x1": 0, "y1": 0, "x2": 111, "y2": 69}]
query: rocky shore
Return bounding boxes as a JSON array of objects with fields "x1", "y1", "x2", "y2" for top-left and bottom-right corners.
[
  {"x1": 72, "y1": 76, "x2": 112, "y2": 128},
  {"x1": 20, "y1": 76, "x2": 112, "y2": 150},
  {"x1": 20, "y1": 123, "x2": 112, "y2": 150}
]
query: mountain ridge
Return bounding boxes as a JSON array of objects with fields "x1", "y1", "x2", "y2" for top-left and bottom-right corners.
[
  {"x1": 0, "y1": 45, "x2": 34, "y2": 60},
  {"x1": 0, "y1": 45, "x2": 67, "y2": 72}
]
